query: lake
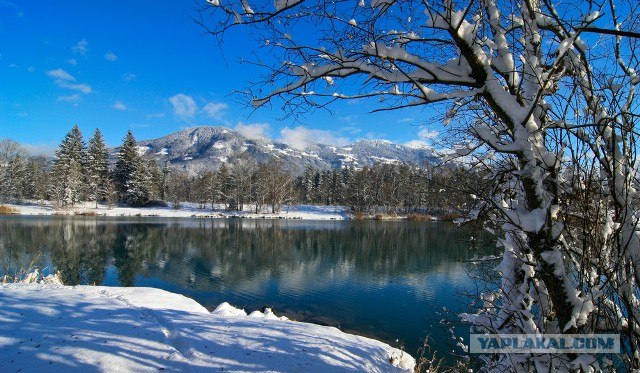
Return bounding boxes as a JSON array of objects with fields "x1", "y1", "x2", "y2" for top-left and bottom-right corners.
[{"x1": 0, "y1": 215, "x2": 495, "y2": 360}]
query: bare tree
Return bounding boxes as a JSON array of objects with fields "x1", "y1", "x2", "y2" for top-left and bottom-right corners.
[
  {"x1": 257, "y1": 160, "x2": 295, "y2": 213},
  {"x1": 201, "y1": 0, "x2": 640, "y2": 370}
]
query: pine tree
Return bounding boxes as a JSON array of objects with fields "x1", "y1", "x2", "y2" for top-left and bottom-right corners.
[
  {"x1": 86, "y1": 129, "x2": 110, "y2": 207},
  {"x1": 112, "y1": 131, "x2": 138, "y2": 199},
  {"x1": 24, "y1": 156, "x2": 49, "y2": 202},
  {"x1": 2, "y1": 154, "x2": 26, "y2": 202},
  {"x1": 124, "y1": 160, "x2": 152, "y2": 206},
  {"x1": 217, "y1": 163, "x2": 236, "y2": 210},
  {"x1": 51, "y1": 125, "x2": 86, "y2": 207},
  {"x1": 112, "y1": 131, "x2": 150, "y2": 206},
  {"x1": 301, "y1": 166, "x2": 315, "y2": 203},
  {"x1": 145, "y1": 159, "x2": 163, "y2": 201}
]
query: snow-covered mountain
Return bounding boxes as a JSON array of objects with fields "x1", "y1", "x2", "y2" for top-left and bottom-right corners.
[{"x1": 133, "y1": 126, "x2": 438, "y2": 174}]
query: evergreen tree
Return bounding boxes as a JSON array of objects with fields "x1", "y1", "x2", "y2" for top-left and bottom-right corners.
[
  {"x1": 301, "y1": 166, "x2": 315, "y2": 203},
  {"x1": 112, "y1": 131, "x2": 137, "y2": 199},
  {"x1": 145, "y1": 159, "x2": 163, "y2": 201},
  {"x1": 217, "y1": 164, "x2": 236, "y2": 210},
  {"x1": 3, "y1": 154, "x2": 26, "y2": 202},
  {"x1": 51, "y1": 125, "x2": 86, "y2": 207},
  {"x1": 86, "y1": 129, "x2": 110, "y2": 207},
  {"x1": 24, "y1": 156, "x2": 49, "y2": 202},
  {"x1": 159, "y1": 162, "x2": 171, "y2": 201},
  {"x1": 112, "y1": 131, "x2": 150, "y2": 206},
  {"x1": 0, "y1": 139, "x2": 27, "y2": 202},
  {"x1": 124, "y1": 160, "x2": 152, "y2": 206}
]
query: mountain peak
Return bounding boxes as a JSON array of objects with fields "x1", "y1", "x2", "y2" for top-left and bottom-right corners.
[{"x1": 133, "y1": 127, "x2": 439, "y2": 174}]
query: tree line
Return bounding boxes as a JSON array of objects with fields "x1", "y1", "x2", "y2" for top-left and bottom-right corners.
[
  {"x1": 0, "y1": 125, "x2": 474, "y2": 216},
  {"x1": 0, "y1": 126, "x2": 163, "y2": 208}
]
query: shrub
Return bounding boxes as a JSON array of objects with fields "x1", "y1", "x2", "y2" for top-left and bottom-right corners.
[
  {"x1": 73, "y1": 210, "x2": 98, "y2": 216},
  {"x1": 354, "y1": 211, "x2": 368, "y2": 220},
  {"x1": 407, "y1": 213, "x2": 433, "y2": 222},
  {"x1": 441, "y1": 212, "x2": 462, "y2": 222},
  {"x1": 0, "y1": 205, "x2": 18, "y2": 215}
]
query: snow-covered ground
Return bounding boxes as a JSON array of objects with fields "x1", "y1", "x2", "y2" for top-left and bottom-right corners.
[
  {"x1": 2, "y1": 201, "x2": 350, "y2": 221},
  {"x1": 0, "y1": 284, "x2": 414, "y2": 372}
]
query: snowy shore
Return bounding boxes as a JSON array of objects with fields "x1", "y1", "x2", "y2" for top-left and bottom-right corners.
[
  {"x1": 2, "y1": 201, "x2": 350, "y2": 221},
  {"x1": 0, "y1": 284, "x2": 415, "y2": 372}
]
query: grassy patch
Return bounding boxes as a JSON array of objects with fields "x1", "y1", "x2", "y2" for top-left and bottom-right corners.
[
  {"x1": 0, "y1": 205, "x2": 19, "y2": 215},
  {"x1": 74, "y1": 210, "x2": 98, "y2": 216},
  {"x1": 441, "y1": 212, "x2": 462, "y2": 222},
  {"x1": 406, "y1": 213, "x2": 433, "y2": 222}
]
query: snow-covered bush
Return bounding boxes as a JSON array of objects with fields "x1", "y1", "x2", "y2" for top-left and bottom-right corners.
[{"x1": 2, "y1": 269, "x2": 62, "y2": 285}]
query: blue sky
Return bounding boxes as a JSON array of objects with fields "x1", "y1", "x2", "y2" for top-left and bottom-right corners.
[{"x1": 0, "y1": 0, "x2": 440, "y2": 153}]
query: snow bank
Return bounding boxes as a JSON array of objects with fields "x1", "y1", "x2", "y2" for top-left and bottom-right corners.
[
  {"x1": 0, "y1": 284, "x2": 414, "y2": 372},
  {"x1": 4, "y1": 201, "x2": 349, "y2": 221}
]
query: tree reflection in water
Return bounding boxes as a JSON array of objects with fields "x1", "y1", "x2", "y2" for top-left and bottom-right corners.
[{"x1": 0, "y1": 216, "x2": 495, "y2": 358}]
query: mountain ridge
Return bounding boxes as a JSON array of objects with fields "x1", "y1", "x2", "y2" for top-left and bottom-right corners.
[{"x1": 132, "y1": 126, "x2": 438, "y2": 174}]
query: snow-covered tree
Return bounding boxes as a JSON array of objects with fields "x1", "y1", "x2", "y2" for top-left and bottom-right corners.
[
  {"x1": 124, "y1": 160, "x2": 152, "y2": 207},
  {"x1": 146, "y1": 159, "x2": 165, "y2": 201},
  {"x1": 86, "y1": 129, "x2": 110, "y2": 207},
  {"x1": 113, "y1": 131, "x2": 151, "y2": 207},
  {"x1": 113, "y1": 131, "x2": 137, "y2": 199},
  {"x1": 1, "y1": 153, "x2": 26, "y2": 202},
  {"x1": 166, "y1": 170, "x2": 191, "y2": 209},
  {"x1": 0, "y1": 139, "x2": 27, "y2": 202},
  {"x1": 203, "y1": 0, "x2": 640, "y2": 369},
  {"x1": 216, "y1": 163, "x2": 237, "y2": 210},
  {"x1": 229, "y1": 156, "x2": 256, "y2": 211},
  {"x1": 257, "y1": 160, "x2": 295, "y2": 213},
  {"x1": 24, "y1": 156, "x2": 49, "y2": 203},
  {"x1": 51, "y1": 125, "x2": 86, "y2": 207},
  {"x1": 300, "y1": 166, "x2": 315, "y2": 203}
]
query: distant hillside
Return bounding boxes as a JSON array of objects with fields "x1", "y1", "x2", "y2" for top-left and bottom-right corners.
[{"x1": 123, "y1": 126, "x2": 438, "y2": 174}]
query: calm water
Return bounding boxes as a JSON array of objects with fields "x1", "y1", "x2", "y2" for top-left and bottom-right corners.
[{"x1": 0, "y1": 216, "x2": 495, "y2": 358}]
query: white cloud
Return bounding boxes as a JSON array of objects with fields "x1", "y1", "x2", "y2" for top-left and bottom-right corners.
[
  {"x1": 66, "y1": 58, "x2": 77, "y2": 66},
  {"x1": 397, "y1": 117, "x2": 414, "y2": 123},
  {"x1": 123, "y1": 73, "x2": 137, "y2": 81},
  {"x1": 280, "y1": 126, "x2": 349, "y2": 150},
  {"x1": 26, "y1": 66, "x2": 35, "y2": 73},
  {"x1": 104, "y1": 52, "x2": 117, "y2": 62},
  {"x1": 235, "y1": 122, "x2": 270, "y2": 140},
  {"x1": 47, "y1": 68, "x2": 92, "y2": 94},
  {"x1": 47, "y1": 68, "x2": 75, "y2": 81},
  {"x1": 22, "y1": 143, "x2": 57, "y2": 157},
  {"x1": 57, "y1": 94, "x2": 81, "y2": 103},
  {"x1": 202, "y1": 102, "x2": 228, "y2": 119},
  {"x1": 71, "y1": 39, "x2": 88, "y2": 56},
  {"x1": 59, "y1": 82, "x2": 92, "y2": 94},
  {"x1": 112, "y1": 101, "x2": 127, "y2": 111},
  {"x1": 405, "y1": 128, "x2": 439, "y2": 149},
  {"x1": 418, "y1": 128, "x2": 439, "y2": 139},
  {"x1": 169, "y1": 94, "x2": 197, "y2": 119},
  {"x1": 147, "y1": 113, "x2": 165, "y2": 119},
  {"x1": 404, "y1": 140, "x2": 432, "y2": 149}
]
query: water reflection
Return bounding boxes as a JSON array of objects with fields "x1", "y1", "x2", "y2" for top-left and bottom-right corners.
[{"x1": 0, "y1": 216, "x2": 493, "y2": 357}]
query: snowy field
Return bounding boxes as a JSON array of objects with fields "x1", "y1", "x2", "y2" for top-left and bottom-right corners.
[
  {"x1": 2, "y1": 201, "x2": 350, "y2": 221},
  {"x1": 0, "y1": 284, "x2": 414, "y2": 372}
]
